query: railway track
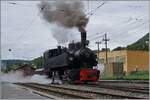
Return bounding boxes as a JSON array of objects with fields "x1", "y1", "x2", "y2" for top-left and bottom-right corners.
[
  {"x1": 15, "y1": 83, "x2": 148, "y2": 99},
  {"x1": 87, "y1": 80, "x2": 149, "y2": 94},
  {"x1": 85, "y1": 82, "x2": 149, "y2": 94},
  {"x1": 98, "y1": 80, "x2": 149, "y2": 84}
]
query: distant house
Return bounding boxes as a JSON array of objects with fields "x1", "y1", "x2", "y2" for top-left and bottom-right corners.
[
  {"x1": 14, "y1": 64, "x2": 35, "y2": 77},
  {"x1": 1, "y1": 61, "x2": 7, "y2": 70},
  {"x1": 35, "y1": 68, "x2": 44, "y2": 75}
]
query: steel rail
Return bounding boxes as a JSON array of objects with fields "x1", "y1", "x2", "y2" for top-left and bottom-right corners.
[
  {"x1": 15, "y1": 83, "x2": 95, "y2": 99},
  {"x1": 83, "y1": 83, "x2": 149, "y2": 94},
  {"x1": 15, "y1": 83, "x2": 147, "y2": 99},
  {"x1": 97, "y1": 80, "x2": 149, "y2": 84}
]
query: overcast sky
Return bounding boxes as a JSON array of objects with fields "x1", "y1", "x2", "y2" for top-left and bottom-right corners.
[{"x1": 1, "y1": 0, "x2": 149, "y2": 60}]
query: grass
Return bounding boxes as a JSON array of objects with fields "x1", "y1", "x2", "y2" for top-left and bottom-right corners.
[
  {"x1": 100, "y1": 71, "x2": 149, "y2": 80},
  {"x1": 123, "y1": 71, "x2": 149, "y2": 80}
]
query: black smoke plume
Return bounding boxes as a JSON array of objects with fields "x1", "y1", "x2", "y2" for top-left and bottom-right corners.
[{"x1": 38, "y1": 0, "x2": 88, "y2": 43}]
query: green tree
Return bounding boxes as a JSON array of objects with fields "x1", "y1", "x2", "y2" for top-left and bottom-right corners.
[{"x1": 31, "y1": 56, "x2": 43, "y2": 69}]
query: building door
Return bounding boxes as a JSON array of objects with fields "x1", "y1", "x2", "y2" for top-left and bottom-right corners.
[{"x1": 113, "y1": 62, "x2": 123, "y2": 78}]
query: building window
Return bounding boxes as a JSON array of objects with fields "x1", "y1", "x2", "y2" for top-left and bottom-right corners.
[
  {"x1": 116, "y1": 56, "x2": 125, "y2": 62},
  {"x1": 108, "y1": 57, "x2": 114, "y2": 63}
]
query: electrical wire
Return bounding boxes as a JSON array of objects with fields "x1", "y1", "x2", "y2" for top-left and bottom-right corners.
[
  {"x1": 7, "y1": 2, "x2": 39, "y2": 45},
  {"x1": 7, "y1": 2, "x2": 48, "y2": 59},
  {"x1": 86, "y1": 1, "x2": 106, "y2": 18},
  {"x1": 6, "y1": 1, "x2": 148, "y2": 58},
  {"x1": 108, "y1": 22, "x2": 148, "y2": 45},
  {"x1": 87, "y1": 31, "x2": 103, "y2": 36},
  {"x1": 108, "y1": 20, "x2": 147, "y2": 39},
  {"x1": 8, "y1": 2, "x2": 35, "y2": 6},
  {"x1": 89, "y1": 34, "x2": 104, "y2": 41}
]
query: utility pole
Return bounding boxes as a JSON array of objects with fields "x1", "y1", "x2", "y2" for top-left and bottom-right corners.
[
  {"x1": 95, "y1": 41, "x2": 101, "y2": 52},
  {"x1": 103, "y1": 34, "x2": 109, "y2": 64},
  {"x1": 95, "y1": 41, "x2": 101, "y2": 62}
]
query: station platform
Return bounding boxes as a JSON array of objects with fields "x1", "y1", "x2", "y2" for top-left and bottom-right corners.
[{"x1": 1, "y1": 82, "x2": 48, "y2": 99}]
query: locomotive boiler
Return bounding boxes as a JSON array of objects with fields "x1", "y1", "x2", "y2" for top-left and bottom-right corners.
[{"x1": 43, "y1": 30, "x2": 100, "y2": 83}]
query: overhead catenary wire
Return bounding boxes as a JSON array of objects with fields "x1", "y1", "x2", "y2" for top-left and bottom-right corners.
[
  {"x1": 8, "y1": 1, "x2": 143, "y2": 42},
  {"x1": 8, "y1": 2, "x2": 35, "y2": 6},
  {"x1": 107, "y1": 22, "x2": 148, "y2": 47},
  {"x1": 7, "y1": 1, "x2": 106, "y2": 45},
  {"x1": 7, "y1": 2, "x2": 47, "y2": 43},
  {"x1": 7, "y1": 2, "x2": 68, "y2": 59},
  {"x1": 86, "y1": 4, "x2": 146, "y2": 44},
  {"x1": 87, "y1": 32, "x2": 104, "y2": 38},
  {"x1": 5, "y1": 1, "x2": 148, "y2": 58},
  {"x1": 8, "y1": 2, "x2": 40, "y2": 45},
  {"x1": 108, "y1": 20, "x2": 147, "y2": 40},
  {"x1": 84, "y1": 1, "x2": 147, "y2": 46},
  {"x1": 86, "y1": 1, "x2": 106, "y2": 18},
  {"x1": 89, "y1": 34, "x2": 105, "y2": 41},
  {"x1": 94, "y1": 17, "x2": 147, "y2": 44},
  {"x1": 7, "y1": 2, "x2": 48, "y2": 59}
]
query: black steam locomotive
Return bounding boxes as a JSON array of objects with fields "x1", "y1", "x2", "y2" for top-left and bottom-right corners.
[{"x1": 43, "y1": 31, "x2": 100, "y2": 83}]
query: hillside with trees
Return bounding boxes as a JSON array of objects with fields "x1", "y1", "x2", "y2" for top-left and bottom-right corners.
[
  {"x1": 113, "y1": 33, "x2": 149, "y2": 51},
  {"x1": 1, "y1": 60, "x2": 31, "y2": 72},
  {"x1": 31, "y1": 56, "x2": 43, "y2": 69},
  {"x1": 127, "y1": 33, "x2": 149, "y2": 51}
]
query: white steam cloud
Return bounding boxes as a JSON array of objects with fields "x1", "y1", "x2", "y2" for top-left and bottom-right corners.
[{"x1": 1, "y1": 71, "x2": 50, "y2": 84}]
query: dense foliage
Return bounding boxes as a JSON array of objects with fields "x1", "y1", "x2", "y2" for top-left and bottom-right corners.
[
  {"x1": 127, "y1": 33, "x2": 149, "y2": 51},
  {"x1": 31, "y1": 56, "x2": 43, "y2": 69},
  {"x1": 113, "y1": 46, "x2": 126, "y2": 51},
  {"x1": 113, "y1": 33, "x2": 149, "y2": 51}
]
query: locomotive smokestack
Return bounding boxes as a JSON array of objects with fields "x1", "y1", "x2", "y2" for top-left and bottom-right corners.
[{"x1": 78, "y1": 26, "x2": 86, "y2": 47}]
